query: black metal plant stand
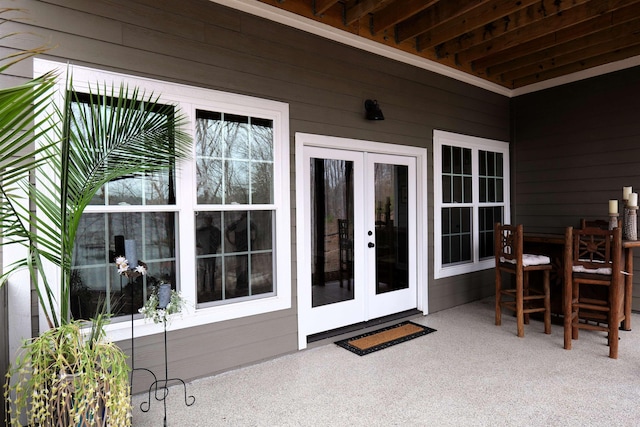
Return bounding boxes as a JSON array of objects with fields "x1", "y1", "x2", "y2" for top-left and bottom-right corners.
[
  {"x1": 127, "y1": 279, "x2": 195, "y2": 426},
  {"x1": 140, "y1": 319, "x2": 196, "y2": 426},
  {"x1": 129, "y1": 276, "x2": 159, "y2": 395}
]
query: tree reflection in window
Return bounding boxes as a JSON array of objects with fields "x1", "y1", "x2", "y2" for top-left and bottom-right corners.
[
  {"x1": 195, "y1": 110, "x2": 275, "y2": 305},
  {"x1": 69, "y1": 92, "x2": 178, "y2": 320}
]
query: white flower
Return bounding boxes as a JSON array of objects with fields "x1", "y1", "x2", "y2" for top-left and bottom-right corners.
[
  {"x1": 134, "y1": 264, "x2": 147, "y2": 275},
  {"x1": 115, "y1": 256, "x2": 127, "y2": 266},
  {"x1": 117, "y1": 263, "x2": 129, "y2": 274}
]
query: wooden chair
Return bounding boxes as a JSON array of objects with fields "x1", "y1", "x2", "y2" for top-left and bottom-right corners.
[
  {"x1": 563, "y1": 225, "x2": 624, "y2": 358},
  {"x1": 494, "y1": 223, "x2": 552, "y2": 337}
]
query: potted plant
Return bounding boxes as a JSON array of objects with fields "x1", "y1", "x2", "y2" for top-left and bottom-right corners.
[{"x1": 0, "y1": 12, "x2": 193, "y2": 425}]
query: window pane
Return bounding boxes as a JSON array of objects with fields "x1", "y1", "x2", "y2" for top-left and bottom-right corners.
[
  {"x1": 195, "y1": 211, "x2": 223, "y2": 298},
  {"x1": 225, "y1": 114, "x2": 249, "y2": 159},
  {"x1": 442, "y1": 175, "x2": 452, "y2": 203},
  {"x1": 108, "y1": 177, "x2": 143, "y2": 205},
  {"x1": 463, "y1": 148, "x2": 472, "y2": 175},
  {"x1": 463, "y1": 176, "x2": 472, "y2": 203},
  {"x1": 251, "y1": 118, "x2": 273, "y2": 161},
  {"x1": 453, "y1": 176, "x2": 463, "y2": 203},
  {"x1": 452, "y1": 146, "x2": 462, "y2": 174},
  {"x1": 225, "y1": 160, "x2": 250, "y2": 204},
  {"x1": 197, "y1": 158, "x2": 223, "y2": 204},
  {"x1": 442, "y1": 145, "x2": 452, "y2": 173},
  {"x1": 252, "y1": 162, "x2": 273, "y2": 204}
]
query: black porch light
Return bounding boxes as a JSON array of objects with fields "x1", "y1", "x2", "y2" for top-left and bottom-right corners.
[{"x1": 364, "y1": 99, "x2": 384, "y2": 120}]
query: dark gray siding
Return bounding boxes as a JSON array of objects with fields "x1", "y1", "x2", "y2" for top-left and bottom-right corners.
[
  {"x1": 512, "y1": 66, "x2": 640, "y2": 311},
  {"x1": 2, "y1": 0, "x2": 509, "y2": 389}
]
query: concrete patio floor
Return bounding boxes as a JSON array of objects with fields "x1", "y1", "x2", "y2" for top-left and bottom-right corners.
[{"x1": 132, "y1": 297, "x2": 640, "y2": 426}]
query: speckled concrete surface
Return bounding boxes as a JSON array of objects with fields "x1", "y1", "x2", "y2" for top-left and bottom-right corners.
[{"x1": 132, "y1": 298, "x2": 640, "y2": 426}]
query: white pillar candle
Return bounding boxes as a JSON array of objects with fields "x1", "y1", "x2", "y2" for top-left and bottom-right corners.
[
  {"x1": 623, "y1": 186, "x2": 633, "y2": 201},
  {"x1": 609, "y1": 199, "x2": 618, "y2": 214},
  {"x1": 629, "y1": 193, "x2": 638, "y2": 207},
  {"x1": 124, "y1": 239, "x2": 137, "y2": 268}
]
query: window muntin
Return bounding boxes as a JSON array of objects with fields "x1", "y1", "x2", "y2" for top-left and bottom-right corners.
[{"x1": 434, "y1": 130, "x2": 509, "y2": 279}]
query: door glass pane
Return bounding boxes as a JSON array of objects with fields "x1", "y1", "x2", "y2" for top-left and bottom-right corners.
[
  {"x1": 374, "y1": 163, "x2": 409, "y2": 294},
  {"x1": 310, "y1": 158, "x2": 354, "y2": 307}
]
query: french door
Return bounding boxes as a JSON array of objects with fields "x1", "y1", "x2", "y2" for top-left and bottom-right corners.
[{"x1": 298, "y1": 145, "x2": 418, "y2": 343}]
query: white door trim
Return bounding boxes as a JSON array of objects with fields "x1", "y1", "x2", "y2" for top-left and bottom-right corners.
[{"x1": 294, "y1": 133, "x2": 429, "y2": 349}]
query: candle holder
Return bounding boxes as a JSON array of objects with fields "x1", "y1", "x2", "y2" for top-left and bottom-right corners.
[
  {"x1": 609, "y1": 213, "x2": 619, "y2": 231},
  {"x1": 624, "y1": 205, "x2": 637, "y2": 241},
  {"x1": 623, "y1": 200, "x2": 629, "y2": 232}
]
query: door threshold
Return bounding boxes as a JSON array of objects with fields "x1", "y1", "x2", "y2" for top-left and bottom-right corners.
[{"x1": 306, "y1": 308, "x2": 423, "y2": 347}]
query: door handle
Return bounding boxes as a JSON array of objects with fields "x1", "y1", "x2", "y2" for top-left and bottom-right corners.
[{"x1": 368, "y1": 242, "x2": 375, "y2": 248}]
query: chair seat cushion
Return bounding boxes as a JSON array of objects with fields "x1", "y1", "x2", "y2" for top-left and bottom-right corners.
[
  {"x1": 500, "y1": 254, "x2": 551, "y2": 267},
  {"x1": 572, "y1": 265, "x2": 612, "y2": 275},
  {"x1": 573, "y1": 258, "x2": 612, "y2": 275}
]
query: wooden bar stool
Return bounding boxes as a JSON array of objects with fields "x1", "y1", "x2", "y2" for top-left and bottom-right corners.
[
  {"x1": 564, "y1": 225, "x2": 624, "y2": 358},
  {"x1": 494, "y1": 223, "x2": 552, "y2": 337}
]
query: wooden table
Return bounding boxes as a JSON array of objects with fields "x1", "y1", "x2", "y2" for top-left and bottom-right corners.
[{"x1": 523, "y1": 231, "x2": 634, "y2": 331}]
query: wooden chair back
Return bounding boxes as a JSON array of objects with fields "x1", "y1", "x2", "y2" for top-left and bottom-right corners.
[{"x1": 494, "y1": 223, "x2": 523, "y2": 267}]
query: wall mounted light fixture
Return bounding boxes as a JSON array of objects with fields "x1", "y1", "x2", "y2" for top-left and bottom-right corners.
[{"x1": 364, "y1": 99, "x2": 384, "y2": 120}]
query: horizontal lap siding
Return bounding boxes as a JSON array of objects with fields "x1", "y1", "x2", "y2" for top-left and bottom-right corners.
[
  {"x1": 512, "y1": 67, "x2": 640, "y2": 310},
  {"x1": 2, "y1": 0, "x2": 509, "y2": 387}
]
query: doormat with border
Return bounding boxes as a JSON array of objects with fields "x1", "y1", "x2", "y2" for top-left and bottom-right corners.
[{"x1": 335, "y1": 321, "x2": 436, "y2": 356}]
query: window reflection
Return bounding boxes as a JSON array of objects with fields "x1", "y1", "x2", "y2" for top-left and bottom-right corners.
[
  {"x1": 196, "y1": 210, "x2": 274, "y2": 304},
  {"x1": 195, "y1": 110, "x2": 274, "y2": 205},
  {"x1": 71, "y1": 212, "x2": 177, "y2": 320},
  {"x1": 195, "y1": 108, "x2": 276, "y2": 307}
]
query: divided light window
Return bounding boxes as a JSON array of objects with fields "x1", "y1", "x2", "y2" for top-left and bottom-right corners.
[
  {"x1": 37, "y1": 58, "x2": 291, "y2": 337},
  {"x1": 194, "y1": 110, "x2": 275, "y2": 306},
  {"x1": 434, "y1": 130, "x2": 510, "y2": 279}
]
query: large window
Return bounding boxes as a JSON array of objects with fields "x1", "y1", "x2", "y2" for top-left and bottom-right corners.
[
  {"x1": 36, "y1": 59, "x2": 291, "y2": 340},
  {"x1": 433, "y1": 130, "x2": 510, "y2": 279}
]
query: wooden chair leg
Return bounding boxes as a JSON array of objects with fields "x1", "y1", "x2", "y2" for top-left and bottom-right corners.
[
  {"x1": 516, "y1": 273, "x2": 524, "y2": 338},
  {"x1": 572, "y1": 281, "x2": 579, "y2": 340},
  {"x1": 609, "y1": 283, "x2": 620, "y2": 359},
  {"x1": 523, "y1": 272, "x2": 530, "y2": 325},
  {"x1": 495, "y1": 269, "x2": 502, "y2": 326},
  {"x1": 543, "y1": 270, "x2": 551, "y2": 335}
]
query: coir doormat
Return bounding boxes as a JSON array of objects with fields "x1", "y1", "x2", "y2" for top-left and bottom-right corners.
[{"x1": 335, "y1": 321, "x2": 436, "y2": 356}]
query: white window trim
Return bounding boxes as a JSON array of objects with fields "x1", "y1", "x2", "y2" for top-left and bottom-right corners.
[
  {"x1": 433, "y1": 130, "x2": 510, "y2": 279},
  {"x1": 33, "y1": 59, "x2": 291, "y2": 341}
]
